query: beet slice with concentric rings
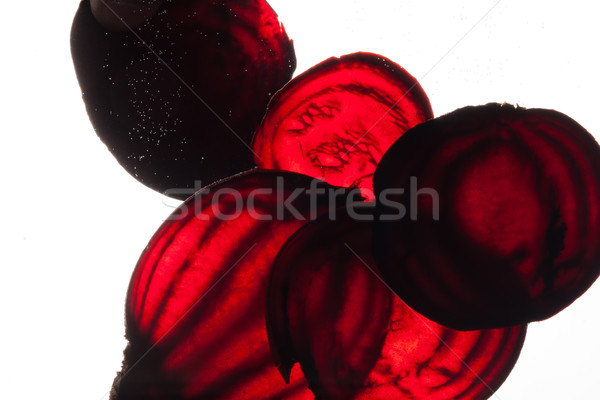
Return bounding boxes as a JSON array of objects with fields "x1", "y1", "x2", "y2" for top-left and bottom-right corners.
[
  {"x1": 252, "y1": 52, "x2": 433, "y2": 200},
  {"x1": 373, "y1": 103, "x2": 600, "y2": 330},
  {"x1": 267, "y1": 209, "x2": 526, "y2": 399},
  {"x1": 71, "y1": 0, "x2": 296, "y2": 198},
  {"x1": 111, "y1": 171, "x2": 352, "y2": 399}
]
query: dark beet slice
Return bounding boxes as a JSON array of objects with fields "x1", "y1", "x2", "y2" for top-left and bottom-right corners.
[
  {"x1": 268, "y1": 209, "x2": 526, "y2": 399},
  {"x1": 373, "y1": 103, "x2": 600, "y2": 330},
  {"x1": 90, "y1": 0, "x2": 165, "y2": 31},
  {"x1": 252, "y1": 52, "x2": 433, "y2": 200},
  {"x1": 71, "y1": 0, "x2": 295, "y2": 198},
  {"x1": 111, "y1": 170, "x2": 351, "y2": 399}
]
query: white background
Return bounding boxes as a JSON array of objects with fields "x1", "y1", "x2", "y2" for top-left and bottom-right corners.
[{"x1": 1, "y1": 0, "x2": 599, "y2": 399}]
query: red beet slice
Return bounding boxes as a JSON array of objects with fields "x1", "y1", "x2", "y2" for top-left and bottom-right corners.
[
  {"x1": 252, "y1": 52, "x2": 433, "y2": 200},
  {"x1": 111, "y1": 170, "x2": 351, "y2": 399},
  {"x1": 268, "y1": 209, "x2": 526, "y2": 399},
  {"x1": 71, "y1": 0, "x2": 295, "y2": 198},
  {"x1": 373, "y1": 103, "x2": 600, "y2": 330}
]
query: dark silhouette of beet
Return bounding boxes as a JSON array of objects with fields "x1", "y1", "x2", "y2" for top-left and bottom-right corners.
[
  {"x1": 71, "y1": 0, "x2": 296, "y2": 198},
  {"x1": 373, "y1": 103, "x2": 600, "y2": 330}
]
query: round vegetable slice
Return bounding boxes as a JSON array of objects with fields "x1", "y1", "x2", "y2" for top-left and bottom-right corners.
[
  {"x1": 267, "y1": 209, "x2": 526, "y2": 399},
  {"x1": 71, "y1": 0, "x2": 296, "y2": 198},
  {"x1": 111, "y1": 170, "x2": 351, "y2": 399},
  {"x1": 373, "y1": 103, "x2": 600, "y2": 330},
  {"x1": 252, "y1": 52, "x2": 433, "y2": 200}
]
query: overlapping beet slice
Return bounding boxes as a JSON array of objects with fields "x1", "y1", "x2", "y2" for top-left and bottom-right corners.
[
  {"x1": 71, "y1": 0, "x2": 295, "y2": 198},
  {"x1": 111, "y1": 170, "x2": 355, "y2": 399},
  {"x1": 373, "y1": 103, "x2": 600, "y2": 330},
  {"x1": 268, "y1": 209, "x2": 526, "y2": 399},
  {"x1": 252, "y1": 52, "x2": 433, "y2": 199}
]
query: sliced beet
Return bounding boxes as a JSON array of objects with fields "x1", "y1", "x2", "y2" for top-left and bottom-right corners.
[
  {"x1": 71, "y1": 0, "x2": 295, "y2": 198},
  {"x1": 111, "y1": 171, "x2": 349, "y2": 399},
  {"x1": 252, "y1": 52, "x2": 433, "y2": 200},
  {"x1": 268, "y1": 209, "x2": 526, "y2": 399},
  {"x1": 373, "y1": 103, "x2": 600, "y2": 330}
]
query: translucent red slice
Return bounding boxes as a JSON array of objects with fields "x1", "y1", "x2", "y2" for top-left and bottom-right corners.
[
  {"x1": 252, "y1": 52, "x2": 433, "y2": 200},
  {"x1": 71, "y1": 0, "x2": 296, "y2": 198},
  {"x1": 373, "y1": 103, "x2": 600, "y2": 330},
  {"x1": 111, "y1": 171, "x2": 350, "y2": 399},
  {"x1": 267, "y1": 210, "x2": 526, "y2": 399}
]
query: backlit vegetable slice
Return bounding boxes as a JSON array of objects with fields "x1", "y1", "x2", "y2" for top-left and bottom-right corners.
[
  {"x1": 268, "y1": 210, "x2": 526, "y2": 399},
  {"x1": 373, "y1": 103, "x2": 600, "y2": 330},
  {"x1": 252, "y1": 52, "x2": 433, "y2": 199},
  {"x1": 71, "y1": 0, "x2": 296, "y2": 198},
  {"x1": 111, "y1": 171, "x2": 349, "y2": 399}
]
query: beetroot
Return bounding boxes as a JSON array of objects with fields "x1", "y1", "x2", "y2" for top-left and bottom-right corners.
[
  {"x1": 71, "y1": 0, "x2": 295, "y2": 198},
  {"x1": 373, "y1": 103, "x2": 600, "y2": 330},
  {"x1": 111, "y1": 171, "x2": 350, "y2": 399},
  {"x1": 252, "y1": 52, "x2": 432, "y2": 200},
  {"x1": 268, "y1": 210, "x2": 526, "y2": 399}
]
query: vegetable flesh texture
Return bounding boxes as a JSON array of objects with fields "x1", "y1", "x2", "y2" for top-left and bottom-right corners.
[
  {"x1": 373, "y1": 103, "x2": 600, "y2": 330},
  {"x1": 253, "y1": 52, "x2": 432, "y2": 200},
  {"x1": 71, "y1": 0, "x2": 296, "y2": 198},
  {"x1": 112, "y1": 171, "x2": 348, "y2": 399},
  {"x1": 268, "y1": 210, "x2": 526, "y2": 399}
]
